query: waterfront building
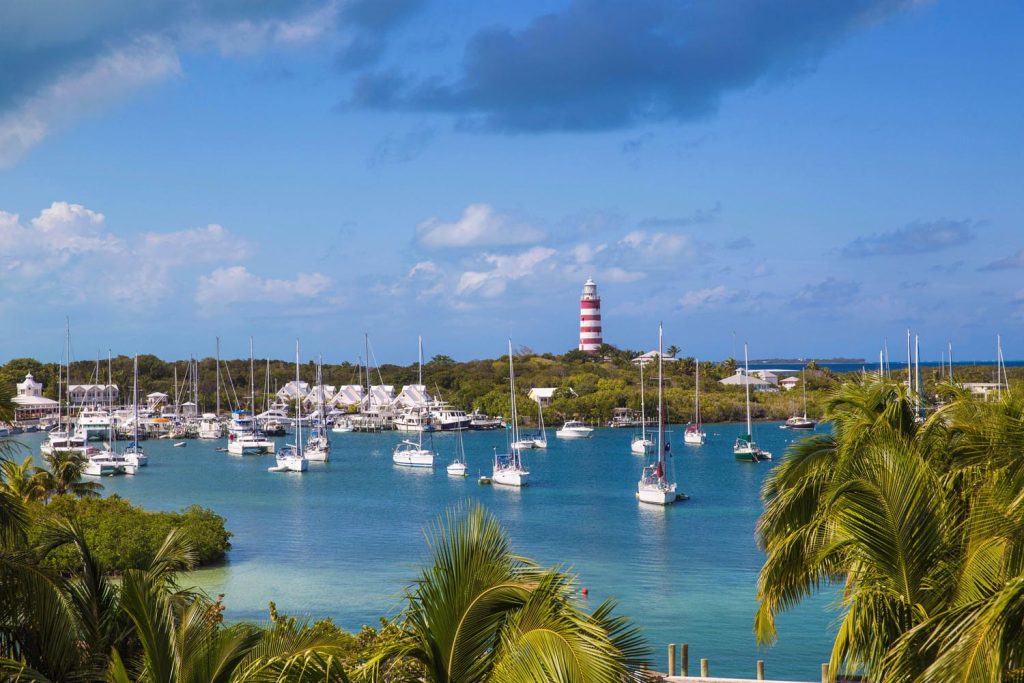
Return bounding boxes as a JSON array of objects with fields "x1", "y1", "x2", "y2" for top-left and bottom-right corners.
[
  {"x1": 393, "y1": 383, "x2": 432, "y2": 409},
  {"x1": 527, "y1": 387, "x2": 556, "y2": 406},
  {"x1": 631, "y1": 350, "x2": 678, "y2": 366},
  {"x1": 719, "y1": 369, "x2": 774, "y2": 392},
  {"x1": 67, "y1": 383, "x2": 119, "y2": 407},
  {"x1": 578, "y1": 277, "x2": 602, "y2": 352},
  {"x1": 780, "y1": 376, "x2": 800, "y2": 391},
  {"x1": 330, "y1": 385, "x2": 364, "y2": 409},
  {"x1": 146, "y1": 391, "x2": 169, "y2": 410},
  {"x1": 276, "y1": 380, "x2": 310, "y2": 403},
  {"x1": 362, "y1": 385, "x2": 396, "y2": 412},
  {"x1": 12, "y1": 373, "x2": 60, "y2": 422}
]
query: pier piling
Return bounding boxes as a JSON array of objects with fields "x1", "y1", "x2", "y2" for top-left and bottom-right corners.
[
  {"x1": 757, "y1": 659, "x2": 765, "y2": 680},
  {"x1": 668, "y1": 644, "x2": 676, "y2": 677},
  {"x1": 821, "y1": 663, "x2": 829, "y2": 683},
  {"x1": 680, "y1": 643, "x2": 688, "y2": 676},
  {"x1": 701, "y1": 658, "x2": 709, "y2": 677}
]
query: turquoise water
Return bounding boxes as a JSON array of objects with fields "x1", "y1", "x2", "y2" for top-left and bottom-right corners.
[{"x1": 13, "y1": 424, "x2": 836, "y2": 680}]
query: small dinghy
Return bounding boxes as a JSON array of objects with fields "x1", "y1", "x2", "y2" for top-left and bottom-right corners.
[
  {"x1": 173, "y1": 441, "x2": 187, "y2": 447},
  {"x1": 478, "y1": 475, "x2": 492, "y2": 485}
]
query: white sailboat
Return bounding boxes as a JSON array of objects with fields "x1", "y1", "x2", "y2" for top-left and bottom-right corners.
[
  {"x1": 270, "y1": 341, "x2": 308, "y2": 473},
  {"x1": 734, "y1": 344, "x2": 771, "y2": 462},
  {"x1": 305, "y1": 356, "x2": 331, "y2": 462},
  {"x1": 393, "y1": 336, "x2": 435, "y2": 468},
  {"x1": 493, "y1": 339, "x2": 530, "y2": 487},
  {"x1": 531, "y1": 398, "x2": 548, "y2": 448},
  {"x1": 684, "y1": 358, "x2": 707, "y2": 445},
  {"x1": 228, "y1": 339, "x2": 275, "y2": 456},
  {"x1": 631, "y1": 355, "x2": 654, "y2": 454},
  {"x1": 637, "y1": 323, "x2": 681, "y2": 505},
  {"x1": 447, "y1": 425, "x2": 468, "y2": 477},
  {"x1": 783, "y1": 369, "x2": 817, "y2": 430}
]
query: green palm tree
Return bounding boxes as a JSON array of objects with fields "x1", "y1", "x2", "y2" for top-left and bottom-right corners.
[
  {"x1": 0, "y1": 456, "x2": 50, "y2": 503},
  {"x1": 362, "y1": 503, "x2": 648, "y2": 683},
  {"x1": 39, "y1": 450, "x2": 103, "y2": 500},
  {"x1": 756, "y1": 376, "x2": 1024, "y2": 681}
]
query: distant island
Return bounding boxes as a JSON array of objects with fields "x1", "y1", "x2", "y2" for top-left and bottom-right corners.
[{"x1": 749, "y1": 357, "x2": 866, "y2": 364}]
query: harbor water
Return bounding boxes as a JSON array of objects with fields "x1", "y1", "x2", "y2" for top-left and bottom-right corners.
[{"x1": 13, "y1": 423, "x2": 836, "y2": 679}]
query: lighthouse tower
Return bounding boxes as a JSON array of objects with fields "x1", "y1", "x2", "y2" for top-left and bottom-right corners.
[{"x1": 578, "y1": 277, "x2": 603, "y2": 352}]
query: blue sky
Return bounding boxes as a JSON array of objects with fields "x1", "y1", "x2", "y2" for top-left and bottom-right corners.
[{"x1": 1, "y1": 0, "x2": 1022, "y2": 365}]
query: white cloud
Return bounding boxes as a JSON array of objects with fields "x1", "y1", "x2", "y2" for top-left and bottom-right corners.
[
  {"x1": 417, "y1": 203, "x2": 544, "y2": 249},
  {"x1": 30, "y1": 202, "x2": 120, "y2": 253},
  {"x1": 456, "y1": 247, "x2": 557, "y2": 298},
  {"x1": 680, "y1": 285, "x2": 736, "y2": 309},
  {"x1": 195, "y1": 266, "x2": 333, "y2": 316},
  {"x1": 183, "y1": 1, "x2": 342, "y2": 56},
  {"x1": 139, "y1": 224, "x2": 251, "y2": 264},
  {"x1": 620, "y1": 230, "x2": 693, "y2": 258},
  {"x1": 571, "y1": 243, "x2": 607, "y2": 264},
  {"x1": 0, "y1": 38, "x2": 181, "y2": 168}
]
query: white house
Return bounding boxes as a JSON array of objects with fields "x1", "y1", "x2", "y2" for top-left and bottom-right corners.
[
  {"x1": 68, "y1": 384, "x2": 119, "y2": 407},
  {"x1": 964, "y1": 382, "x2": 1003, "y2": 400},
  {"x1": 276, "y1": 380, "x2": 310, "y2": 403},
  {"x1": 331, "y1": 385, "x2": 364, "y2": 409},
  {"x1": 146, "y1": 391, "x2": 169, "y2": 410},
  {"x1": 719, "y1": 369, "x2": 774, "y2": 392},
  {"x1": 12, "y1": 373, "x2": 59, "y2": 422},
  {"x1": 362, "y1": 385, "x2": 395, "y2": 412},
  {"x1": 304, "y1": 385, "x2": 337, "y2": 407},
  {"x1": 780, "y1": 377, "x2": 800, "y2": 391},
  {"x1": 527, "y1": 387, "x2": 557, "y2": 406},
  {"x1": 631, "y1": 351, "x2": 678, "y2": 366},
  {"x1": 393, "y1": 384, "x2": 432, "y2": 409}
]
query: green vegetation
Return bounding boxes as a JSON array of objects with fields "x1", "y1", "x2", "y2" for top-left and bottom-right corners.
[
  {"x1": 0, "y1": 483, "x2": 648, "y2": 682},
  {"x1": 4, "y1": 347, "x2": 1020, "y2": 425},
  {"x1": 0, "y1": 445, "x2": 231, "y2": 572},
  {"x1": 756, "y1": 378, "x2": 1024, "y2": 680},
  {"x1": 28, "y1": 496, "x2": 231, "y2": 572}
]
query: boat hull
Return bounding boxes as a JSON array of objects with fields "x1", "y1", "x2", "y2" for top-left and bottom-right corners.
[
  {"x1": 393, "y1": 449, "x2": 434, "y2": 467},
  {"x1": 447, "y1": 463, "x2": 468, "y2": 477},
  {"x1": 556, "y1": 429, "x2": 593, "y2": 439},
  {"x1": 637, "y1": 483, "x2": 677, "y2": 505},
  {"x1": 631, "y1": 438, "x2": 653, "y2": 454},
  {"x1": 683, "y1": 431, "x2": 706, "y2": 445},
  {"x1": 493, "y1": 468, "x2": 528, "y2": 487},
  {"x1": 228, "y1": 440, "x2": 274, "y2": 456}
]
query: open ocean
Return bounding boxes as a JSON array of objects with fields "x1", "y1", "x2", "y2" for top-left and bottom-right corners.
[{"x1": 13, "y1": 424, "x2": 837, "y2": 680}]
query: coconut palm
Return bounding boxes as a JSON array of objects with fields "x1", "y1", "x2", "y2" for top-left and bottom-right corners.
[
  {"x1": 39, "y1": 450, "x2": 103, "y2": 499},
  {"x1": 362, "y1": 502, "x2": 649, "y2": 683},
  {"x1": 756, "y1": 375, "x2": 1024, "y2": 681},
  {"x1": 0, "y1": 456, "x2": 50, "y2": 503}
]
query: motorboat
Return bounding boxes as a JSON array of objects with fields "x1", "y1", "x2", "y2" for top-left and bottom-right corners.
[
  {"x1": 394, "y1": 408, "x2": 434, "y2": 433},
  {"x1": 227, "y1": 410, "x2": 275, "y2": 455},
  {"x1": 197, "y1": 413, "x2": 223, "y2": 439},
  {"x1": 84, "y1": 453, "x2": 127, "y2": 477},
  {"x1": 77, "y1": 409, "x2": 114, "y2": 441},
  {"x1": 41, "y1": 430, "x2": 92, "y2": 456},
  {"x1": 468, "y1": 410, "x2": 503, "y2": 430},
  {"x1": 784, "y1": 415, "x2": 817, "y2": 430},
  {"x1": 262, "y1": 419, "x2": 288, "y2": 436},
  {"x1": 429, "y1": 403, "x2": 473, "y2": 431},
  {"x1": 331, "y1": 417, "x2": 354, "y2": 433},
  {"x1": 555, "y1": 421, "x2": 594, "y2": 439}
]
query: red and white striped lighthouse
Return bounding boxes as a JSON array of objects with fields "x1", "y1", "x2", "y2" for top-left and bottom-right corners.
[{"x1": 578, "y1": 277, "x2": 602, "y2": 352}]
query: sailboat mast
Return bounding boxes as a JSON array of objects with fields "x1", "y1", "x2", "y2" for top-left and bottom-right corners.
[
  {"x1": 744, "y1": 343, "x2": 752, "y2": 438},
  {"x1": 364, "y1": 333, "x2": 370, "y2": 413},
  {"x1": 418, "y1": 337, "x2": 424, "y2": 448},
  {"x1": 133, "y1": 354, "x2": 139, "y2": 445},
  {"x1": 914, "y1": 335, "x2": 922, "y2": 417},
  {"x1": 658, "y1": 323, "x2": 665, "y2": 472},
  {"x1": 948, "y1": 341, "x2": 954, "y2": 382},
  {"x1": 639, "y1": 355, "x2": 646, "y2": 440},
  {"x1": 802, "y1": 367, "x2": 808, "y2": 419},
  {"x1": 295, "y1": 340, "x2": 302, "y2": 452},
  {"x1": 695, "y1": 358, "x2": 701, "y2": 427},
  {"x1": 107, "y1": 350, "x2": 114, "y2": 443},
  {"x1": 508, "y1": 339, "x2": 519, "y2": 447},
  {"x1": 249, "y1": 337, "x2": 255, "y2": 414},
  {"x1": 906, "y1": 329, "x2": 912, "y2": 391},
  {"x1": 215, "y1": 337, "x2": 221, "y2": 416}
]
